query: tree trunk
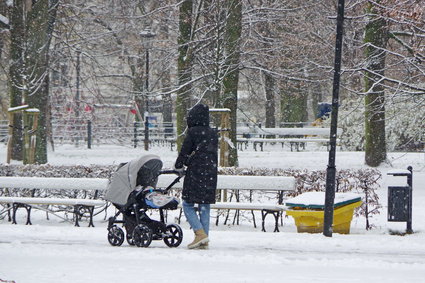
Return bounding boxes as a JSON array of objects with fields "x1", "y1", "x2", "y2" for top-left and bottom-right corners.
[
  {"x1": 22, "y1": 0, "x2": 59, "y2": 164},
  {"x1": 8, "y1": 0, "x2": 25, "y2": 161},
  {"x1": 364, "y1": 3, "x2": 388, "y2": 167},
  {"x1": 159, "y1": 13, "x2": 173, "y2": 136},
  {"x1": 280, "y1": 83, "x2": 308, "y2": 126},
  {"x1": 203, "y1": 0, "x2": 224, "y2": 108},
  {"x1": 222, "y1": 0, "x2": 242, "y2": 167},
  {"x1": 264, "y1": 71, "x2": 276, "y2": 128},
  {"x1": 176, "y1": 0, "x2": 193, "y2": 150}
]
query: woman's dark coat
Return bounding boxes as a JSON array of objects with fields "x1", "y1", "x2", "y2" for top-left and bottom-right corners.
[{"x1": 174, "y1": 104, "x2": 218, "y2": 204}]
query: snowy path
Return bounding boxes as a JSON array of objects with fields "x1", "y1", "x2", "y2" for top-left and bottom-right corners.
[{"x1": 1, "y1": 222, "x2": 425, "y2": 283}]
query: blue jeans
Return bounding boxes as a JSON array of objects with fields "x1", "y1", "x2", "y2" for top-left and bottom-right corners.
[{"x1": 182, "y1": 201, "x2": 211, "y2": 235}]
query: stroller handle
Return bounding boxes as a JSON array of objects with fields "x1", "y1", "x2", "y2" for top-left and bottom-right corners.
[
  {"x1": 159, "y1": 169, "x2": 185, "y2": 192},
  {"x1": 159, "y1": 170, "x2": 184, "y2": 175}
]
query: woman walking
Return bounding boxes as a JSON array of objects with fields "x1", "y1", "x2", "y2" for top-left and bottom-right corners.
[{"x1": 174, "y1": 104, "x2": 218, "y2": 249}]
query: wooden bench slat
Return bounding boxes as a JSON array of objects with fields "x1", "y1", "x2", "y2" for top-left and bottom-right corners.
[
  {"x1": 212, "y1": 202, "x2": 287, "y2": 211},
  {"x1": 157, "y1": 175, "x2": 296, "y2": 191},
  {"x1": 0, "y1": 196, "x2": 105, "y2": 206},
  {"x1": 0, "y1": 177, "x2": 108, "y2": 191},
  {"x1": 177, "y1": 202, "x2": 287, "y2": 211}
]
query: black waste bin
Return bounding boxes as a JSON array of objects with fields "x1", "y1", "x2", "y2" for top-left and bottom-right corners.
[
  {"x1": 387, "y1": 166, "x2": 413, "y2": 233},
  {"x1": 388, "y1": 186, "x2": 410, "y2": 222}
]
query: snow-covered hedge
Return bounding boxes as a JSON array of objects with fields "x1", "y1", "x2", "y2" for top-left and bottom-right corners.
[{"x1": 0, "y1": 164, "x2": 114, "y2": 178}]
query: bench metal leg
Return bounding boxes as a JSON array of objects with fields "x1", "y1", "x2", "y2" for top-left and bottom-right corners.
[
  {"x1": 7, "y1": 203, "x2": 12, "y2": 222},
  {"x1": 87, "y1": 206, "x2": 95, "y2": 227},
  {"x1": 74, "y1": 205, "x2": 81, "y2": 227},
  {"x1": 232, "y1": 210, "x2": 240, "y2": 225},
  {"x1": 12, "y1": 203, "x2": 32, "y2": 225},
  {"x1": 177, "y1": 208, "x2": 183, "y2": 224},
  {"x1": 74, "y1": 205, "x2": 96, "y2": 227},
  {"x1": 261, "y1": 209, "x2": 280, "y2": 232},
  {"x1": 251, "y1": 210, "x2": 257, "y2": 228}
]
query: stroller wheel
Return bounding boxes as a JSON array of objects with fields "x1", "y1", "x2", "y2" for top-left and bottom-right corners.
[
  {"x1": 133, "y1": 224, "x2": 152, "y2": 248},
  {"x1": 163, "y1": 224, "x2": 183, "y2": 248},
  {"x1": 126, "y1": 232, "x2": 135, "y2": 246},
  {"x1": 107, "y1": 225, "x2": 125, "y2": 246}
]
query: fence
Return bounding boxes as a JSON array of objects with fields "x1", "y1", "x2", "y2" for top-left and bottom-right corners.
[
  {"x1": 0, "y1": 120, "x2": 176, "y2": 150},
  {"x1": 0, "y1": 120, "x2": 7, "y2": 143}
]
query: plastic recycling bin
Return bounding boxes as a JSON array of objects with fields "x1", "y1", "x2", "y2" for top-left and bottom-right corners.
[{"x1": 285, "y1": 192, "x2": 362, "y2": 234}]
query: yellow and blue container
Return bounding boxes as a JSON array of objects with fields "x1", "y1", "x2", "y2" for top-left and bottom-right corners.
[{"x1": 285, "y1": 192, "x2": 362, "y2": 234}]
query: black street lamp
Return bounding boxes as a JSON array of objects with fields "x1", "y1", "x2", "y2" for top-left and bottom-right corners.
[
  {"x1": 323, "y1": 0, "x2": 345, "y2": 237},
  {"x1": 140, "y1": 28, "x2": 156, "y2": 151}
]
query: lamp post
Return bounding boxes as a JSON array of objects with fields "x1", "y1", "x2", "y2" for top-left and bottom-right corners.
[
  {"x1": 323, "y1": 0, "x2": 345, "y2": 237},
  {"x1": 140, "y1": 28, "x2": 156, "y2": 151}
]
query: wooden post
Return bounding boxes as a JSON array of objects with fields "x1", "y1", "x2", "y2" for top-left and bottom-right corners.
[
  {"x1": 23, "y1": 111, "x2": 30, "y2": 164},
  {"x1": 6, "y1": 112, "x2": 14, "y2": 164},
  {"x1": 6, "y1": 105, "x2": 30, "y2": 164},
  {"x1": 27, "y1": 109, "x2": 40, "y2": 164},
  {"x1": 6, "y1": 105, "x2": 39, "y2": 164},
  {"x1": 210, "y1": 108, "x2": 231, "y2": 202},
  {"x1": 209, "y1": 108, "x2": 231, "y2": 168},
  {"x1": 220, "y1": 111, "x2": 230, "y2": 167}
]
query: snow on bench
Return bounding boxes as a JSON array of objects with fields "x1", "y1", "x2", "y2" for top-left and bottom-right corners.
[
  {"x1": 0, "y1": 177, "x2": 108, "y2": 227},
  {"x1": 0, "y1": 196, "x2": 105, "y2": 206},
  {"x1": 0, "y1": 176, "x2": 108, "y2": 191},
  {"x1": 237, "y1": 127, "x2": 343, "y2": 152},
  {"x1": 158, "y1": 174, "x2": 296, "y2": 232}
]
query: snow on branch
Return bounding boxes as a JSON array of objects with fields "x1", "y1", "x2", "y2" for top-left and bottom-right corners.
[{"x1": 0, "y1": 13, "x2": 9, "y2": 29}]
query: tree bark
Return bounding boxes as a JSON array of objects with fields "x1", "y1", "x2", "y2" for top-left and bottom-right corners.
[
  {"x1": 8, "y1": 0, "x2": 25, "y2": 161},
  {"x1": 159, "y1": 12, "x2": 173, "y2": 135},
  {"x1": 176, "y1": 0, "x2": 193, "y2": 150},
  {"x1": 264, "y1": 71, "x2": 276, "y2": 128},
  {"x1": 280, "y1": 83, "x2": 308, "y2": 126},
  {"x1": 22, "y1": 0, "x2": 59, "y2": 164},
  {"x1": 203, "y1": 0, "x2": 224, "y2": 108},
  {"x1": 222, "y1": 0, "x2": 242, "y2": 166},
  {"x1": 364, "y1": 3, "x2": 388, "y2": 167}
]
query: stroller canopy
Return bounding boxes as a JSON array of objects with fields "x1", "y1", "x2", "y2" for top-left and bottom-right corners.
[{"x1": 105, "y1": 154, "x2": 163, "y2": 205}]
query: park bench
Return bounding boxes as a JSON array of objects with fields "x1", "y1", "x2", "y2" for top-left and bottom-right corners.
[
  {"x1": 0, "y1": 174, "x2": 296, "y2": 232},
  {"x1": 0, "y1": 177, "x2": 108, "y2": 227},
  {"x1": 237, "y1": 127, "x2": 343, "y2": 152},
  {"x1": 156, "y1": 174, "x2": 296, "y2": 232}
]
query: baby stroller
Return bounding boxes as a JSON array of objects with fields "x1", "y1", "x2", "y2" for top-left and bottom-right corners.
[{"x1": 105, "y1": 154, "x2": 184, "y2": 248}]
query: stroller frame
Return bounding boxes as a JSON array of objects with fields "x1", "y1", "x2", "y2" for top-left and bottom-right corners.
[{"x1": 107, "y1": 171, "x2": 184, "y2": 248}]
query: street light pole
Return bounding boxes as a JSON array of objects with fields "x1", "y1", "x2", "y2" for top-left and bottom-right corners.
[
  {"x1": 144, "y1": 47, "x2": 150, "y2": 151},
  {"x1": 323, "y1": 0, "x2": 346, "y2": 237},
  {"x1": 140, "y1": 29, "x2": 156, "y2": 151}
]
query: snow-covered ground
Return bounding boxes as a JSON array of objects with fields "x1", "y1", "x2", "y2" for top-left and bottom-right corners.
[{"x1": 1, "y1": 144, "x2": 425, "y2": 283}]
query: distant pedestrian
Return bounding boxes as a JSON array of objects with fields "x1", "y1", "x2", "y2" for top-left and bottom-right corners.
[{"x1": 174, "y1": 103, "x2": 218, "y2": 249}]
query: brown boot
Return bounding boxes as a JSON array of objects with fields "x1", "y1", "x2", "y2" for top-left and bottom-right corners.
[
  {"x1": 198, "y1": 242, "x2": 209, "y2": 250},
  {"x1": 187, "y1": 229, "x2": 209, "y2": 249}
]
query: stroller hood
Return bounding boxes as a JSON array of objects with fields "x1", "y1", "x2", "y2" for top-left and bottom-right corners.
[{"x1": 105, "y1": 154, "x2": 163, "y2": 205}]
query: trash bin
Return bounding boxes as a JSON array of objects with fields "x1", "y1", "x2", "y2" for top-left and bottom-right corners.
[
  {"x1": 387, "y1": 166, "x2": 413, "y2": 234},
  {"x1": 388, "y1": 186, "x2": 410, "y2": 222},
  {"x1": 285, "y1": 192, "x2": 362, "y2": 234}
]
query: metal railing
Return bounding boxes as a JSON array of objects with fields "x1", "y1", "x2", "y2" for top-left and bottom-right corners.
[
  {"x1": 0, "y1": 120, "x2": 8, "y2": 143},
  {"x1": 0, "y1": 120, "x2": 176, "y2": 150}
]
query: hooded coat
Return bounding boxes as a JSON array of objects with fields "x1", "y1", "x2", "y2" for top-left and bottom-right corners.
[{"x1": 175, "y1": 104, "x2": 218, "y2": 204}]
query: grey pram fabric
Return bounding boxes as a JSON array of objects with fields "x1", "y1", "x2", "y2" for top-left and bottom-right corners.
[{"x1": 105, "y1": 154, "x2": 162, "y2": 205}]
